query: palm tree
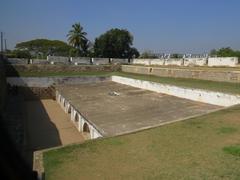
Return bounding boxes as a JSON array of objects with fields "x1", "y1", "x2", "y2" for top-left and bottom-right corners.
[{"x1": 67, "y1": 23, "x2": 87, "y2": 51}]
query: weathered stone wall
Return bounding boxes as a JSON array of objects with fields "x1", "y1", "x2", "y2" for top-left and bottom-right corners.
[
  {"x1": 132, "y1": 57, "x2": 239, "y2": 67},
  {"x1": 112, "y1": 76, "x2": 240, "y2": 107},
  {"x1": 70, "y1": 57, "x2": 91, "y2": 65},
  {"x1": 7, "y1": 76, "x2": 110, "y2": 87},
  {"x1": 132, "y1": 59, "x2": 152, "y2": 65},
  {"x1": 208, "y1": 57, "x2": 239, "y2": 67},
  {"x1": 150, "y1": 59, "x2": 165, "y2": 66},
  {"x1": 111, "y1": 58, "x2": 129, "y2": 64},
  {"x1": 122, "y1": 65, "x2": 240, "y2": 83},
  {"x1": 165, "y1": 58, "x2": 183, "y2": 66},
  {"x1": 183, "y1": 58, "x2": 207, "y2": 66},
  {"x1": 31, "y1": 59, "x2": 48, "y2": 64},
  {"x1": 47, "y1": 56, "x2": 69, "y2": 64},
  {"x1": 6, "y1": 64, "x2": 121, "y2": 76},
  {"x1": 92, "y1": 58, "x2": 110, "y2": 65},
  {"x1": 0, "y1": 56, "x2": 7, "y2": 113},
  {"x1": 18, "y1": 86, "x2": 55, "y2": 100},
  {"x1": 6, "y1": 58, "x2": 29, "y2": 64}
]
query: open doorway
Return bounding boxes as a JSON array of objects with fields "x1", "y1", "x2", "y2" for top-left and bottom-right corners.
[{"x1": 83, "y1": 122, "x2": 91, "y2": 139}]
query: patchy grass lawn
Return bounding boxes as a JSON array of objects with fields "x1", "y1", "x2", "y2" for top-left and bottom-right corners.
[{"x1": 43, "y1": 105, "x2": 240, "y2": 180}]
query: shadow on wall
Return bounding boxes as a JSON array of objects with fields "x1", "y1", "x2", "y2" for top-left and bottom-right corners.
[{"x1": 0, "y1": 56, "x2": 62, "y2": 180}]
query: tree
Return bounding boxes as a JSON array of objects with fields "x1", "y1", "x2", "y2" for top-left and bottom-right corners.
[
  {"x1": 94, "y1": 28, "x2": 139, "y2": 58},
  {"x1": 140, "y1": 50, "x2": 158, "y2": 58},
  {"x1": 210, "y1": 47, "x2": 240, "y2": 58},
  {"x1": 15, "y1": 39, "x2": 72, "y2": 58},
  {"x1": 5, "y1": 49, "x2": 32, "y2": 59},
  {"x1": 67, "y1": 23, "x2": 88, "y2": 56}
]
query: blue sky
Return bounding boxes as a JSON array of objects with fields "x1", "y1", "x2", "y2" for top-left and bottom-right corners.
[{"x1": 1, "y1": 0, "x2": 240, "y2": 53}]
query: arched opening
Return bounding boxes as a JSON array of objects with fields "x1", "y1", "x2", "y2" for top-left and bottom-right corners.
[
  {"x1": 74, "y1": 113, "x2": 79, "y2": 122},
  {"x1": 82, "y1": 122, "x2": 91, "y2": 139},
  {"x1": 68, "y1": 106, "x2": 71, "y2": 114},
  {"x1": 63, "y1": 100, "x2": 66, "y2": 108},
  {"x1": 83, "y1": 123, "x2": 90, "y2": 133}
]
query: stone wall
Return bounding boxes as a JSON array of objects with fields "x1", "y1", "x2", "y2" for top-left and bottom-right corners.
[
  {"x1": 7, "y1": 76, "x2": 110, "y2": 87},
  {"x1": 183, "y1": 58, "x2": 207, "y2": 66},
  {"x1": 47, "y1": 56, "x2": 69, "y2": 64},
  {"x1": 6, "y1": 58, "x2": 29, "y2": 64},
  {"x1": 132, "y1": 57, "x2": 239, "y2": 67},
  {"x1": 132, "y1": 59, "x2": 152, "y2": 65},
  {"x1": 31, "y1": 59, "x2": 48, "y2": 64},
  {"x1": 112, "y1": 76, "x2": 240, "y2": 107},
  {"x1": 18, "y1": 86, "x2": 55, "y2": 100},
  {"x1": 6, "y1": 64, "x2": 121, "y2": 76},
  {"x1": 111, "y1": 58, "x2": 129, "y2": 64},
  {"x1": 150, "y1": 59, "x2": 165, "y2": 66},
  {"x1": 165, "y1": 58, "x2": 183, "y2": 66},
  {"x1": 92, "y1": 58, "x2": 110, "y2": 65},
  {"x1": 70, "y1": 57, "x2": 91, "y2": 65},
  {"x1": 208, "y1": 57, "x2": 239, "y2": 67},
  {"x1": 122, "y1": 65, "x2": 240, "y2": 83},
  {"x1": 0, "y1": 56, "x2": 7, "y2": 114}
]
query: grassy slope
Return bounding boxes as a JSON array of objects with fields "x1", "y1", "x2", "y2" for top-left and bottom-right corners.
[
  {"x1": 16, "y1": 71, "x2": 240, "y2": 94},
  {"x1": 43, "y1": 105, "x2": 240, "y2": 180}
]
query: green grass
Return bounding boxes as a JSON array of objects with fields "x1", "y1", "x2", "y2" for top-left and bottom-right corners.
[
  {"x1": 14, "y1": 71, "x2": 240, "y2": 94},
  {"x1": 218, "y1": 127, "x2": 238, "y2": 134},
  {"x1": 223, "y1": 145, "x2": 240, "y2": 157},
  {"x1": 43, "y1": 105, "x2": 240, "y2": 180}
]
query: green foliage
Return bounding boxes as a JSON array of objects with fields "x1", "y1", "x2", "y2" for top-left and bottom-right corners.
[
  {"x1": 210, "y1": 47, "x2": 240, "y2": 58},
  {"x1": 171, "y1": 53, "x2": 183, "y2": 58},
  {"x1": 67, "y1": 23, "x2": 90, "y2": 56},
  {"x1": 6, "y1": 49, "x2": 32, "y2": 59},
  {"x1": 15, "y1": 39, "x2": 72, "y2": 57},
  {"x1": 140, "y1": 50, "x2": 158, "y2": 58},
  {"x1": 69, "y1": 48, "x2": 81, "y2": 57},
  {"x1": 94, "y1": 28, "x2": 139, "y2": 58},
  {"x1": 223, "y1": 145, "x2": 240, "y2": 157}
]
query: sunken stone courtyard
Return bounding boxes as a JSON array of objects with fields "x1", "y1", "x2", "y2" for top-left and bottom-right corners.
[
  {"x1": 56, "y1": 81, "x2": 221, "y2": 138},
  {"x1": 2, "y1": 61, "x2": 240, "y2": 180}
]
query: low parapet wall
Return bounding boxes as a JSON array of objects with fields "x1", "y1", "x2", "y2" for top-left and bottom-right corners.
[
  {"x1": 112, "y1": 76, "x2": 240, "y2": 107},
  {"x1": 132, "y1": 57, "x2": 239, "y2": 67},
  {"x1": 92, "y1": 58, "x2": 110, "y2": 65},
  {"x1": 6, "y1": 58, "x2": 29, "y2": 64},
  {"x1": 70, "y1": 57, "x2": 91, "y2": 65},
  {"x1": 47, "y1": 56, "x2": 69, "y2": 64},
  {"x1": 208, "y1": 57, "x2": 239, "y2": 67},
  {"x1": 122, "y1": 65, "x2": 240, "y2": 83},
  {"x1": 183, "y1": 58, "x2": 207, "y2": 66},
  {"x1": 111, "y1": 58, "x2": 129, "y2": 64},
  {"x1": 165, "y1": 58, "x2": 183, "y2": 66}
]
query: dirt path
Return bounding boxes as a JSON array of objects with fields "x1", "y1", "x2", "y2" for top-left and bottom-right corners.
[{"x1": 24, "y1": 99, "x2": 84, "y2": 166}]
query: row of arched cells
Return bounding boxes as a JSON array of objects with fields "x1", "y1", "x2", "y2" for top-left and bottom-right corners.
[{"x1": 58, "y1": 93, "x2": 90, "y2": 135}]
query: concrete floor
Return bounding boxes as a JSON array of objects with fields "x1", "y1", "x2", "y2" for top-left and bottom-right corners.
[{"x1": 56, "y1": 81, "x2": 221, "y2": 137}]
